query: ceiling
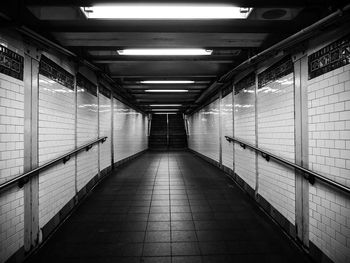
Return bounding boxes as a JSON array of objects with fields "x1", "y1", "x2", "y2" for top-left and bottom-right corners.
[{"x1": 1, "y1": 0, "x2": 347, "y2": 113}]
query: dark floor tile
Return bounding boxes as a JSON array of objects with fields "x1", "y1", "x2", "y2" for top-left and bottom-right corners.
[
  {"x1": 171, "y1": 199, "x2": 189, "y2": 206},
  {"x1": 147, "y1": 221, "x2": 171, "y2": 231},
  {"x1": 171, "y1": 212, "x2": 192, "y2": 221},
  {"x1": 196, "y1": 230, "x2": 225, "y2": 242},
  {"x1": 148, "y1": 213, "x2": 170, "y2": 221},
  {"x1": 172, "y1": 256, "x2": 202, "y2": 263},
  {"x1": 172, "y1": 230, "x2": 197, "y2": 242},
  {"x1": 125, "y1": 213, "x2": 149, "y2": 222},
  {"x1": 128, "y1": 206, "x2": 150, "y2": 214},
  {"x1": 115, "y1": 232, "x2": 145, "y2": 243},
  {"x1": 122, "y1": 222, "x2": 147, "y2": 231},
  {"x1": 199, "y1": 242, "x2": 228, "y2": 255},
  {"x1": 171, "y1": 221, "x2": 195, "y2": 231},
  {"x1": 145, "y1": 231, "x2": 171, "y2": 242},
  {"x1": 192, "y1": 213, "x2": 215, "y2": 221},
  {"x1": 171, "y1": 242, "x2": 201, "y2": 256},
  {"x1": 202, "y1": 255, "x2": 232, "y2": 263},
  {"x1": 142, "y1": 242, "x2": 171, "y2": 256},
  {"x1": 194, "y1": 221, "x2": 220, "y2": 230},
  {"x1": 141, "y1": 256, "x2": 171, "y2": 263},
  {"x1": 150, "y1": 206, "x2": 169, "y2": 213},
  {"x1": 171, "y1": 205, "x2": 191, "y2": 213},
  {"x1": 151, "y1": 200, "x2": 170, "y2": 206}
]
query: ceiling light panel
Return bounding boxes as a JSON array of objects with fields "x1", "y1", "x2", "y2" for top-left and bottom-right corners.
[
  {"x1": 141, "y1": 80, "x2": 194, "y2": 84},
  {"x1": 81, "y1": 5, "x2": 252, "y2": 19},
  {"x1": 145, "y1": 90, "x2": 188, "y2": 92},
  {"x1": 149, "y1": 104, "x2": 182, "y2": 106},
  {"x1": 117, "y1": 49, "x2": 212, "y2": 56}
]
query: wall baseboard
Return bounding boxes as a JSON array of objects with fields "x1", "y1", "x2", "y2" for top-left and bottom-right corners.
[{"x1": 6, "y1": 149, "x2": 148, "y2": 263}]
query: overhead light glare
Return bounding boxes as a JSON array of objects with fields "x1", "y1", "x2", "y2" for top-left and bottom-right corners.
[
  {"x1": 81, "y1": 5, "x2": 252, "y2": 19},
  {"x1": 117, "y1": 49, "x2": 212, "y2": 56},
  {"x1": 145, "y1": 90, "x2": 188, "y2": 92},
  {"x1": 141, "y1": 80, "x2": 194, "y2": 84}
]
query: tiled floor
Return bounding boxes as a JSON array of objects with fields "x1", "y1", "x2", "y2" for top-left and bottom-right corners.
[{"x1": 27, "y1": 151, "x2": 311, "y2": 263}]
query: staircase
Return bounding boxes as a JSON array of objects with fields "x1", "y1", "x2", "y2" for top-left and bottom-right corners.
[
  {"x1": 168, "y1": 114, "x2": 187, "y2": 149},
  {"x1": 149, "y1": 114, "x2": 187, "y2": 150}
]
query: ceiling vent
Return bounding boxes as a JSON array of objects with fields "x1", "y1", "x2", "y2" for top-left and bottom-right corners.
[{"x1": 249, "y1": 8, "x2": 303, "y2": 20}]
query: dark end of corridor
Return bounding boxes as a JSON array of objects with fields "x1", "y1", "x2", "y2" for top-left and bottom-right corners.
[{"x1": 26, "y1": 151, "x2": 311, "y2": 263}]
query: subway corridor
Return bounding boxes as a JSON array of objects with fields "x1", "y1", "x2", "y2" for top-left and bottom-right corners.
[{"x1": 27, "y1": 151, "x2": 311, "y2": 263}]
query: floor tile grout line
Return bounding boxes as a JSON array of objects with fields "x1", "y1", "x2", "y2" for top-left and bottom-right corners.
[
  {"x1": 177, "y1": 152, "x2": 203, "y2": 261},
  {"x1": 140, "y1": 153, "x2": 161, "y2": 259}
]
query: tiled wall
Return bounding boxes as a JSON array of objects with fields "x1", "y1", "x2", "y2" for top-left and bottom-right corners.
[
  {"x1": 0, "y1": 36, "x2": 25, "y2": 263},
  {"x1": 308, "y1": 62, "x2": 350, "y2": 262},
  {"x1": 187, "y1": 36, "x2": 350, "y2": 262},
  {"x1": 98, "y1": 92, "x2": 112, "y2": 171},
  {"x1": 0, "y1": 33, "x2": 148, "y2": 263},
  {"x1": 76, "y1": 82, "x2": 98, "y2": 191},
  {"x1": 113, "y1": 99, "x2": 147, "y2": 162},
  {"x1": 113, "y1": 98, "x2": 130, "y2": 162},
  {"x1": 234, "y1": 84, "x2": 256, "y2": 189},
  {"x1": 221, "y1": 92, "x2": 234, "y2": 169},
  {"x1": 38, "y1": 76, "x2": 75, "y2": 227},
  {"x1": 257, "y1": 73, "x2": 296, "y2": 224}
]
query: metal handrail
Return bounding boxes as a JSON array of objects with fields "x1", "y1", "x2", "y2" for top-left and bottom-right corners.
[
  {"x1": 225, "y1": 136, "x2": 350, "y2": 195},
  {"x1": 0, "y1": 137, "x2": 107, "y2": 192}
]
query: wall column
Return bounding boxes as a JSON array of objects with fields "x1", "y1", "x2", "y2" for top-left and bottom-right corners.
[
  {"x1": 23, "y1": 49, "x2": 40, "y2": 251},
  {"x1": 294, "y1": 54, "x2": 310, "y2": 247}
]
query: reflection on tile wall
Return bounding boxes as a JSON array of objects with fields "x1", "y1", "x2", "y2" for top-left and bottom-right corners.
[
  {"x1": 77, "y1": 85, "x2": 98, "y2": 191},
  {"x1": 99, "y1": 93, "x2": 112, "y2": 171},
  {"x1": 113, "y1": 98, "x2": 147, "y2": 162},
  {"x1": 221, "y1": 92, "x2": 233, "y2": 169},
  {"x1": 38, "y1": 76, "x2": 75, "y2": 227},
  {"x1": 308, "y1": 63, "x2": 350, "y2": 263},
  {"x1": 234, "y1": 84, "x2": 256, "y2": 189},
  {"x1": 257, "y1": 73, "x2": 296, "y2": 224},
  {"x1": 189, "y1": 99, "x2": 220, "y2": 162}
]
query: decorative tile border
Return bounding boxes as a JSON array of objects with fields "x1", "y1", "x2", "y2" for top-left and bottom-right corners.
[
  {"x1": 308, "y1": 34, "x2": 350, "y2": 79},
  {"x1": 0, "y1": 44, "x2": 24, "y2": 81},
  {"x1": 77, "y1": 73, "x2": 97, "y2": 96},
  {"x1": 235, "y1": 73, "x2": 255, "y2": 94},
  {"x1": 258, "y1": 56, "x2": 293, "y2": 88},
  {"x1": 99, "y1": 84, "x2": 111, "y2": 98},
  {"x1": 39, "y1": 55, "x2": 74, "y2": 90}
]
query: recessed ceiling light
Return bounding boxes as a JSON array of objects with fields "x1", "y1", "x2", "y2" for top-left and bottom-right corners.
[
  {"x1": 145, "y1": 90, "x2": 188, "y2": 92},
  {"x1": 149, "y1": 104, "x2": 182, "y2": 106},
  {"x1": 141, "y1": 80, "x2": 194, "y2": 84},
  {"x1": 117, "y1": 49, "x2": 212, "y2": 56},
  {"x1": 81, "y1": 5, "x2": 252, "y2": 19}
]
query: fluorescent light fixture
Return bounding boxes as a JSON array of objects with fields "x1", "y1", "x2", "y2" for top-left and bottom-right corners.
[
  {"x1": 150, "y1": 104, "x2": 182, "y2": 107},
  {"x1": 145, "y1": 90, "x2": 188, "y2": 92},
  {"x1": 151, "y1": 109, "x2": 179, "y2": 111},
  {"x1": 141, "y1": 80, "x2": 194, "y2": 84},
  {"x1": 154, "y1": 113, "x2": 177, "y2": 115},
  {"x1": 117, "y1": 49, "x2": 212, "y2": 56},
  {"x1": 81, "y1": 5, "x2": 252, "y2": 19}
]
